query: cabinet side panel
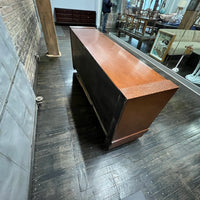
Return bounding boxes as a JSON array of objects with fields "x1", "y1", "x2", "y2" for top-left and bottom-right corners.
[{"x1": 112, "y1": 88, "x2": 177, "y2": 145}]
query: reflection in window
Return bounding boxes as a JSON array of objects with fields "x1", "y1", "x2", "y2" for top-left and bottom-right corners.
[{"x1": 104, "y1": 0, "x2": 200, "y2": 87}]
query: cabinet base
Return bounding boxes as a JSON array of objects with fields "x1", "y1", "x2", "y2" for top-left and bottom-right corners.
[{"x1": 110, "y1": 129, "x2": 148, "y2": 149}]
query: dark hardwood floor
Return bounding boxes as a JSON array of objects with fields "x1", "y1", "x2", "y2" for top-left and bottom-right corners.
[{"x1": 30, "y1": 26, "x2": 200, "y2": 200}]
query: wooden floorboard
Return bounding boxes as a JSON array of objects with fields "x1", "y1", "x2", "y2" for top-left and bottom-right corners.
[{"x1": 30, "y1": 26, "x2": 200, "y2": 200}]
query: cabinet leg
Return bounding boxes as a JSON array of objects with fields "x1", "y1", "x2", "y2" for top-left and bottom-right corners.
[
  {"x1": 137, "y1": 40, "x2": 142, "y2": 49},
  {"x1": 117, "y1": 31, "x2": 121, "y2": 37}
]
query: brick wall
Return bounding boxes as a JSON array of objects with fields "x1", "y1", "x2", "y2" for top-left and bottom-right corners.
[{"x1": 0, "y1": 0, "x2": 41, "y2": 85}]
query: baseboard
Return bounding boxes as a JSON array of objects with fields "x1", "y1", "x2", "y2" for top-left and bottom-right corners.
[
  {"x1": 33, "y1": 59, "x2": 39, "y2": 95},
  {"x1": 28, "y1": 104, "x2": 38, "y2": 200}
]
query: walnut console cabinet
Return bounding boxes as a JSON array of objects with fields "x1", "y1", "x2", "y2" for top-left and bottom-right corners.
[
  {"x1": 70, "y1": 26, "x2": 178, "y2": 149},
  {"x1": 55, "y1": 8, "x2": 96, "y2": 26}
]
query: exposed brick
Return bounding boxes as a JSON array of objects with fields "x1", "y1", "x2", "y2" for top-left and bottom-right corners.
[{"x1": 0, "y1": 0, "x2": 41, "y2": 85}]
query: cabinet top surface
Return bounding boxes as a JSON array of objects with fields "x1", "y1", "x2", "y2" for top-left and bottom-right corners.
[{"x1": 71, "y1": 27, "x2": 178, "y2": 95}]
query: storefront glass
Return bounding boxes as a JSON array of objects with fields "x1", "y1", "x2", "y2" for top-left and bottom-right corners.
[{"x1": 102, "y1": 0, "x2": 200, "y2": 87}]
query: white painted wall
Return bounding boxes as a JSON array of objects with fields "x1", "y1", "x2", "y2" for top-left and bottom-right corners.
[
  {"x1": 165, "y1": 0, "x2": 190, "y2": 14},
  {"x1": 50, "y1": 0, "x2": 96, "y2": 11},
  {"x1": 50, "y1": 0, "x2": 103, "y2": 28},
  {"x1": 95, "y1": 0, "x2": 103, "y2": 28}
]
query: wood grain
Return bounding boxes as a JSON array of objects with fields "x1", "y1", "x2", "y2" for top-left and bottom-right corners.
[
  {"x1": 35, "y1": 0, "x2": 60, "y2": 56},
  {"x1": 71, "y1": 27, "x2": 165, "y2": 89}
]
